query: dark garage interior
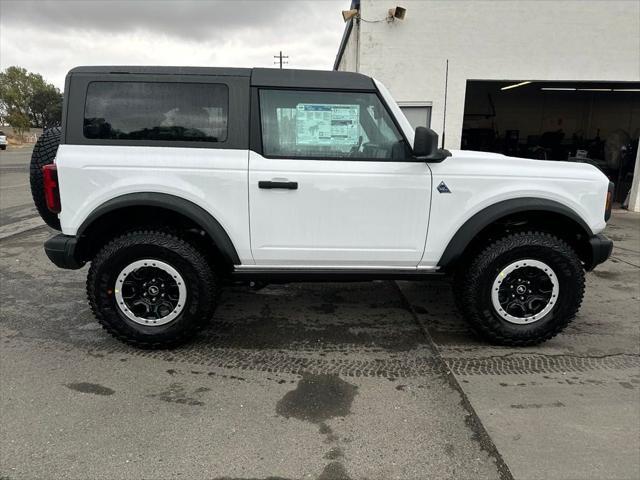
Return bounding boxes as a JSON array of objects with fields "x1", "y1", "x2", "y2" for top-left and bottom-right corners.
[{"x1": 462, "y1": 80, "x2": 640, "y2": 203}]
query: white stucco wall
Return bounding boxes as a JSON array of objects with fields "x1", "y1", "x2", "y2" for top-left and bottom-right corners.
[
  {"x1": 336, "y1": 20, "x2": 359, "y2": 73},
  {"x1": 338, "y1": 0, "x2": 640, "y2": 150}
]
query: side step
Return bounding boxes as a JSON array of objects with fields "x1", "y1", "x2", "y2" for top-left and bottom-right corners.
[{"x1": 230, "y1": 267, "x2": 445, "y2": 283}]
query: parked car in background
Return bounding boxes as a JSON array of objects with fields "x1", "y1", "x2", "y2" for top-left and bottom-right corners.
[{"x1": 0, "y1": 131, "x2": 7, "y2": 150}]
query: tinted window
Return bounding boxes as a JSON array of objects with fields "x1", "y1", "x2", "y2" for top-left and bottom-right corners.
[
  {"x1": 259, "y1": 89, "x2": 408, "y2": 160},
  {"x1": 84, "y1": 82, "x2": 228, "y2": 142}
]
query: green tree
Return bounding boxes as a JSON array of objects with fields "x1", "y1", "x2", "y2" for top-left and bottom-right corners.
[
  {"x1": 6, "y1": 110, "x2": 30, "y2": 138},
  {"x1": 30, "y1": 84, "x2": 63, "y2": 128},
  {"x1": 0, "y1": 66, "x2": 32, "y2": 134},
  {"x1": 0, "y1": 66, "x2": 63, "y2": 135}
]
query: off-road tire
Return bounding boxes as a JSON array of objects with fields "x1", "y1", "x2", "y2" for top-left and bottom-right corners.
[
  {"x1": 30, "y1": 127, "x2": 62, "y2": 230},
  {"x1": 87, "y1": 230, "x2": 218, "y2": 348},
  {"x1": 454, "y1": 231, "x2": 584, "y2": 346}
]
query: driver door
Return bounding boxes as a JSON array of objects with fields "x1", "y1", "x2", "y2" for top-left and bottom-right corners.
[{"x1": 248, "y1": 88, "x2": 431, "y2": 268}]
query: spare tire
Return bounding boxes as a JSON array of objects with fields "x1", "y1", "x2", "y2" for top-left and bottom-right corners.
[{"x1": 30, "y1": 127, "x2": 62, "y2": 230}]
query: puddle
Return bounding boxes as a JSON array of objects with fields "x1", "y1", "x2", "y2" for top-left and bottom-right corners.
[
  {"x1": 276, "y1": 373, "x2": 357, "y2": 424},
  {"x1": 65, "y1": 382, "x2": 115, "y2": 396},
  {"x1": 317, "y1": 461, "x2": 352, "y2": 480}
]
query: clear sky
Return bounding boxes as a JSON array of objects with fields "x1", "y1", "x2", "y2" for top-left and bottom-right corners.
[{"x1": 0, "y1": 0, "x2": 349, "y2": 90}]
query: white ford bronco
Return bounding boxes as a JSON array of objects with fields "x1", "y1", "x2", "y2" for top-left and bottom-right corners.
[{"x1": 31, "y1": 66, "x2": 613, "y2": 348}]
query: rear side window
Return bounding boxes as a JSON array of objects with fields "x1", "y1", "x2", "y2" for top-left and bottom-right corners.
[
  {"x1": 84, "y1": 82, "x2": 228, "y2": 142},
  {"x1": 259, "y1": 89, "x2": 408, "y2": 160}
]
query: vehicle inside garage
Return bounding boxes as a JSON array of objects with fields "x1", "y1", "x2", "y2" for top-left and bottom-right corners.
[{"x1": 462, "y1": 80, "x2": 640, "y2": 204}]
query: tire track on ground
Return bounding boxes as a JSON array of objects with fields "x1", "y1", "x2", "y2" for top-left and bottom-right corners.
[
  {"x1": 392, "y1": 281, "x2": 514, "y2": 480},
  {"x1": 443, "y1": 352, "x2": 640, "y2": 376}
]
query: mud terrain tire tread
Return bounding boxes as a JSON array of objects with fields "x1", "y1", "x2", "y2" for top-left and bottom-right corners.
[
  {"x1": 87, "y1": 230, "x2": 218, "y2": 349},
  {"x1": 30, "y1": 127, "x2": 62, "y2": 230},
  {"x1": 454, "y1": 231, "x2": 584, "y2": 346}
]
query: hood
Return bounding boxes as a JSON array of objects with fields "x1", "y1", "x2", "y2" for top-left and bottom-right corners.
[{"x1": 444, "y1": 150, "x2": 607, "y2": 182}]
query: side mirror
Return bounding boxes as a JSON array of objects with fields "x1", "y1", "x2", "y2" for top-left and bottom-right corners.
[{"x1": 413, "y1": 126, "x2": 451, "y2": 162}]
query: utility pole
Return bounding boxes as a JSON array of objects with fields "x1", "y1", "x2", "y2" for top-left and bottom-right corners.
[{"x1": 273, "y1": 51, "x2": 289, "y2": 69}]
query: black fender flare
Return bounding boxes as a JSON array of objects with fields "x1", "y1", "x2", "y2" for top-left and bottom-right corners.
[
  {"x1": 437, "y1": 197, "x2": 593, "y2": 268},
  {"x1": 77, "y1": 192, "x2": 241, "y2": 265}
]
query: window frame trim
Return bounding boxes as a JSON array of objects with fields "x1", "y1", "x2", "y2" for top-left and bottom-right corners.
[
  {"x1": 65, "y1": 73, "x2": 249, "y2": 150},
  {"x1": 255, "y1": 86, "x2": 417, "y2": 162}
]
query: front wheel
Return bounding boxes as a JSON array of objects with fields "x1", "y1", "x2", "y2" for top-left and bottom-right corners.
[
  {"x1": 454, "y1": 231, "x2": 584, "y2": 346},
  {"x1": 87, "y1": 230, "x2": 218, "y2": 348}
]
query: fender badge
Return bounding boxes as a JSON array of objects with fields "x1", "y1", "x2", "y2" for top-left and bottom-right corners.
[{"x1": 437, "y1": 181, "x2": 451, "y2": 193}]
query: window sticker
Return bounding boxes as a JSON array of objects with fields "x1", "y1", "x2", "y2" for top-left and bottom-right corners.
[{"x1": 295, "y1": 104, "x2": 359, "y2": 146}]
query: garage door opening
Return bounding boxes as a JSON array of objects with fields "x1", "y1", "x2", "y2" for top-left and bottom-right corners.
[{"x1": 462, "y1": 80, "x2": 640, "y2": 203}]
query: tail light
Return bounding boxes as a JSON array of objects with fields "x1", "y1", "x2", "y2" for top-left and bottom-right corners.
[
  {"x1": 43, "y1": 164, "x2": 61, "y2": 213},
  {"x1": 604, "y1": 181, "x2": 614, "y2": 222}
]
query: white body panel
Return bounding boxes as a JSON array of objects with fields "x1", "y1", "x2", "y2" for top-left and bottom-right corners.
[
  {"x1": 419, "y1": 150, "x2": 609, "y2": 267},
  {"x1": 376, "y1": 79, "x2": 609, "y2": 268},
  {"x1": 54, "y1": 76, "x2": 610, "y2": 271},
  {"x1": 56, "y1": 145, "x2": 254, "y2": 264},
  {"x1": 248, "y1": 151, "x2": 431, "y2": 267}
]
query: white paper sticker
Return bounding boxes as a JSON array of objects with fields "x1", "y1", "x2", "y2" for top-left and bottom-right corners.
[{"x1": 295, "y1": 104, "x2": 359, "y2": 146}]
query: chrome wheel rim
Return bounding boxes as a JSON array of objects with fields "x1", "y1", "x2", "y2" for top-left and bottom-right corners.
[
  {"x1": 491, "y1": 259, "x2": 559, "y2": 325},
  {"x1": 114, "y1": 259, "x2": 186, "y2": 326}
]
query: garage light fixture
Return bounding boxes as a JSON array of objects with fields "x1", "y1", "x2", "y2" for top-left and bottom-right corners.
[
  {"x1": 342, "y1": 8, "x2": 358, "y2": 21},
  {"x1": 541, "y1": 87, "x2": 640, "y2": 92},
  {"x1": 342, "y1": 5, "x2": 407, "y2": 23},
  {"x1": 388, "y1": 6, "x2": 407, "y2": 21},
  {"x1": 500, "y1": 81, "x2": 531, "y2": 91}
]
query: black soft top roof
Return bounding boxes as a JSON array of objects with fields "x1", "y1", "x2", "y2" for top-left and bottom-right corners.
[
  {"x1": 68, "y1": 66, "x2": 375, "y2": 90},
  {"x1": 251, "y1": 68, "x2": 374, "y2": 90}
]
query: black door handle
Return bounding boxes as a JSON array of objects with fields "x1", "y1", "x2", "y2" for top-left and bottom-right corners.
[{"x1": 258, "y1": 181, "x2": 298, "y2": 190}]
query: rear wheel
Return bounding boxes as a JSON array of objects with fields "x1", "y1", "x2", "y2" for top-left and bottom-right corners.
[
  {"x1": 454, "y1": 231, "x2": 584, "y2": 346},
  {"x1": 87, "y1": 230, "x2": 218, "y2": 348}
]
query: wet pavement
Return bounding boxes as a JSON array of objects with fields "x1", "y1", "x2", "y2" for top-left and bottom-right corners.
[
  {"x1": 1, "y1": 228, "x2": 505, "y2": 480},
  {"x1": 0, "y1": 147, "x2": 37, "y2": 228},
  {"x1": 0, "y1": 204, "x2": 638, "y2": 479},
  {"x1": 400, "y1": 210, "x2": 640, "y2": 480}
]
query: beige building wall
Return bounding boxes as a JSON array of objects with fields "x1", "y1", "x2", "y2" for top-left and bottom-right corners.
[
  {"x1": 337, "y1": 0, "x2": 640, "y2": 148},
  {"x1": 335, "y1": 0, "x2": 640, "y2": 209}
]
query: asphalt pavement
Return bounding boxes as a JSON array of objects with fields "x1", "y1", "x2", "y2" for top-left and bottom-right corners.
[
  {"x1": 0, "y1": 231, "x2": 505, "y2": 480},
  {"x1": 0, "y1": 146, "x2": 41, "y2": 234},
  {"x1": 399, "y1": 210, "x2": 640, "y2": 480},
  {"x1": 0, "y1": 145, "x2": 638, "y2": 479}
]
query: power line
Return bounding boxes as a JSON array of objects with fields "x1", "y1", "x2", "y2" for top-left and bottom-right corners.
[{"x1": 273, "y1": 51, "x2": 289, "y2": 69}]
